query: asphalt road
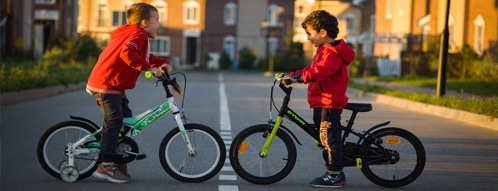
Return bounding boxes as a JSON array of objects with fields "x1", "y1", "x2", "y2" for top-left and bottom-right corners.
[{"x1": 1, "y1": 71, "x2": 497, "y2": 191}]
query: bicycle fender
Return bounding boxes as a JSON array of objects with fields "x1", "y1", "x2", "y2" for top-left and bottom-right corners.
[
  {"x1": 364, "y1": 121, "x2": 390, "y2": 135},
  {"x1": 69, "y1": 115, "x2": 100, "y2": 130},
  {"x1": 279, "y1": 124, "x2": 303, "y2": 146}
]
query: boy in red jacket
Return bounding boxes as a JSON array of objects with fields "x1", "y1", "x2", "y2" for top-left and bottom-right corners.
[
  {"x1": 282, "y1": 10, "x2": 355, "y2": 188},
  {"x1": 87, "y1": 3, "x2": 172, "y2": 183}
]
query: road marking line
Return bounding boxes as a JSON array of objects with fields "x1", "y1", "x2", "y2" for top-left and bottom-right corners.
[
  {"x1": 221, "y1": 166, "x2": 234, "y2": 171},
  {"x1": 219, "y1": 73, "x2": 231, "y2": 131},
  {"x1": 219, "y1": 175, "x2": 237, "y2": 181},
  {"x1": 219, "y1": 73, "x2": 238, "y2": 191},
  {"x1": 219, "y1": 185, "x2": 238, "y2": 191}
]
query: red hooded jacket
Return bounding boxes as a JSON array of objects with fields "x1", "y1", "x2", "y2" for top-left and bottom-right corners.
[
  {"x1": 87, "y1": 24, "x2": 170, "y2": 94},
  {"x1": 291, "y1": 39, "x2": 355, "y2": 109}
]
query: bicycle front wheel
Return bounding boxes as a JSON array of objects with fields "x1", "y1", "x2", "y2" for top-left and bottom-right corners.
[
  {"x1": 359, "y1": 127, "x2": 426, "y2": 188},
  {"x1": 229, "y1": 124, "x2": 296, "y2": 184},
  {"x1": 37, "y1": 120, "x2": 101, "y2": 180},
  {"x1": 159, "y1": 123, "x2": 226, "y2": 182}
]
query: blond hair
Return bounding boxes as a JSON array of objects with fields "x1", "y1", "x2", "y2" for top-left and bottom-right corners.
[{"x1": 126, "y1": 3, "x2": 158, "y2": 25}]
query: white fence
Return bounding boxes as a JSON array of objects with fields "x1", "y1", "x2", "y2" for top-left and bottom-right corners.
[{"x1": 376, "y1": 58, "x2": 401, "y2": 77}]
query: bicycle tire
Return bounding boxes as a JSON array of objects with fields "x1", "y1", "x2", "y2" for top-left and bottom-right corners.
[
  {"x1": 229, "y1": 124, "x2": 297, "y2": 184},
  {"x1": 159, "y1": 123, "x2": 226, "y2": 182},
  {"x1": 359, "y1": 127, "x2": 426, "y2": 188},
  {"x1": 37, "y1": 120, "x2": 101, "y2": 180}
]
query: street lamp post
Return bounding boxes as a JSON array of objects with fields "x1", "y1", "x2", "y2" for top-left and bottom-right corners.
[
  {"x1": 437, "y1": 0, "x2": 451, "y2": 97},
  {"x1": 261, "y1": 20, "x2": 274, "y2": 76}
]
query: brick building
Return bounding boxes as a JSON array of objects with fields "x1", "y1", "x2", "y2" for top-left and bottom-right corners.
[{"x1": 0, "y1": 0, "x2": 79, "y2": 59}]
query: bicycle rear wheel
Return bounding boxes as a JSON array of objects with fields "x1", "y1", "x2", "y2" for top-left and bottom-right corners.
[
  {"x1": 359, "y1": 127, "x2": 426, "y2": 188},
  {"x1": 229, "y1": 124, "x2": 296, "y2": 184},
  {"x1": 37, "y1": 120, "x2": 101, "y2": 180},
  {"x1": 159, "y1": 123, "x2": 226, "y2": 182}
]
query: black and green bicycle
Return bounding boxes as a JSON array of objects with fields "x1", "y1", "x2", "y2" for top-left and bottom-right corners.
[{"x1": 229, "y1": 73, "x2": 426, "y2": 188}]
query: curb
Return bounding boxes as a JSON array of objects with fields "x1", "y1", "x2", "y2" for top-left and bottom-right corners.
[
  {"x1": 0, "y1": 82, "x2": 87, "y2": 106},
  {"x1": 348, "y1": 89, "x2": 498, "y2": 131}
]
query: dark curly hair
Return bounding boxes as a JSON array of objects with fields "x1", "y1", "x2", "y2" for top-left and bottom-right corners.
[
  {"x1": 126, "y1": 3, "x2": 158, "y2": 26},
  {"x1": 301, "y1": 10, "x2": 339, "y2": 39}
]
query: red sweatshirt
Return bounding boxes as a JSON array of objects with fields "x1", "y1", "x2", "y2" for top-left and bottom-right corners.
[
  {"x1": 291, "y1": 39, "x2": 355, "y2": 109},
  {"x1": 87, "y1": 24, "x2": 170, "y2": 94}
]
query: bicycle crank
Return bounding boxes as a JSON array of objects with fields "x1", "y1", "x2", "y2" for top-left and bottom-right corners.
[{"x1": 124, "y1": 150, "x2": 147, "y2": 160}]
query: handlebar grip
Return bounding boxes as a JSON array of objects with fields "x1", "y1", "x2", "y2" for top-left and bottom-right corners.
[
  {"x1": 283, "y1": 79, "x2": 293, "y2": 85},
  {"x1": 275, "y1": 72, "x2": 285, "y2": 81},
  {"x1": 145, "y1": 71, "x2": 154, "y2": 78}
]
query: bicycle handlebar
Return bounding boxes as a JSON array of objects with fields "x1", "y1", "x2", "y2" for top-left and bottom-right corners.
[
  {"x1": 144, "y1": 71, "x2": 182, "y2": 96},
  {"x1": 275, "y1": 72, "x2": 292, "y2": 85},
  {"x1": 145, "y1": 71, "x2": 155, "y2": 79}
]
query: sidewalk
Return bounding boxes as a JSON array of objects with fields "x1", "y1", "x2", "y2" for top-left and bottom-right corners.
[{"x1": 350, "y1": 78, "x2": 497, "y2": 131}]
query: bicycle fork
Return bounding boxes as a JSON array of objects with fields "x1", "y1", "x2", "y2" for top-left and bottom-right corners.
[
  {"x1": 259, "y1": 116, "x2": 284, "y2": 158},
  {"x1": 169, "y1": 97, "x2": 196, "y2": 157}
]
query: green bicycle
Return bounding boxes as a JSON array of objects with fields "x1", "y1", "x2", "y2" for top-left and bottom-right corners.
[
  {"x1": 37, "y1": 71, "x2": 226, "y2": 183},
  {"x1": 229, "y1": 73, "x2": 426, "y2": 188}
]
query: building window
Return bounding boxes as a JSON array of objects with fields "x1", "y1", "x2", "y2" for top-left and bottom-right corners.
[
  {"x1": 474, "y1": 15, "x2": 485, "y2": 55},
  {"x1": 345, "y1": 16, "x2": 355, "y2": 34},
  {"x1": 97, "y1": 1, "x2": 109, "y2": 27},
  {"x1": 224, "y1": 2, "x2": 237, "y2": 26},
  {"x1": 112, "y1": 1, "x2": 134, "y2": 26},
  {"x1": 35, "y1": 0, "x2": 55, "y2": 4},
  {"x1": 153, "y1": 1, "x2": 168, "y2": 27},
  {"x1": 184, "y1": 1, "x2": 200, "y2": 25},
  {"x1": 112, "y1": 11, "x2": 126, "y2": 26},
  {"x1": 398, "y1": 0, "x2": 403, "y2": 15},
  {"x1": 386, "y1": 0, "x2": 392, "y2": 19},
  {"x1": 150, "y1": 36, "x2": 171, "y2": 57},
  {"x1": 267, "y1": 4, "x2": 281, "y2": 27}
]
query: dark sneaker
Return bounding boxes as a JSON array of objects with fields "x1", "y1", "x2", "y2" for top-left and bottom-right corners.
[
  {"x1": 93, "y1": 164, "x2": 131, "y2": 183},
  {"x1": 340, "y1": 171, "x2": 346, "y2": 185},
  {"x1": 116, "y1": 163, "x2": 131, "y2": 178},
  {"x1": 309, "y1": 172, "x2": 343, "y2": 188}
]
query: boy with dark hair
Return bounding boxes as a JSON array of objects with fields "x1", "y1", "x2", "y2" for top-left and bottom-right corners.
[
  {"x1": 87, "y1": 2, "x2": 172, "y2": 183},
  {"x1": 282, "y1": 10, "x2": 355, "y2": 188}
]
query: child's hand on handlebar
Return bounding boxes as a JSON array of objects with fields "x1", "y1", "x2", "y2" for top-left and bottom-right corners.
[
  {"x1": 281, "y1": 76, "x2": 295, "y2": 85},
  {"x1": 150, "y1": 64, "x2": 172, "y2": 77},
  {"x1": 149, "y1": 67, "x2": 163, "y2": 77},
  {"x1": 159, "y1": 63, "x2": 172, "y2": 74}
]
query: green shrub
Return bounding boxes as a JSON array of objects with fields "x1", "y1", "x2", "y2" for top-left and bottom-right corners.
[
  {"x1": 0, "y1": 35, "x2": 100, "y2": 93},
  {"x1": 238, "y1": 46, "x2": 257, "y2": 69},
  {"x1": 218, "y1": 50, "x2": 232, "y2": 69}
]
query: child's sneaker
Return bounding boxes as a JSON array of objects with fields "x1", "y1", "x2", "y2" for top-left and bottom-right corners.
[
  {"x1": 93, "y1": 164, "x2": 131, "y2": 183},
  {"x1": 309, "y1": 172, "x2": 343, "y2": 188},
  {"x1": 340, "y1": 170, "x2": 346, "y2": 185},
  {"x1": 116, "y1": 163, "x2": 131, "y2": 178}
]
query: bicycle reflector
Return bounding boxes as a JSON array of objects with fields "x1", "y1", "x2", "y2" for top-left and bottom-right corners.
[
  {"x1": 386, "y1": 137, "x2": 401, "y2": 145},
  {"x1": 238, "y1": 141, "x2": 249, "y2": 154}
]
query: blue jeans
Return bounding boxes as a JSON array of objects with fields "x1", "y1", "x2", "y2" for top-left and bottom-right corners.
[
  {"x1": 313, "y1": 108, "x2": 343, "y2": 171},
  {"x1": 93, "y1": 93, "x2": 132, "y2": 163}
]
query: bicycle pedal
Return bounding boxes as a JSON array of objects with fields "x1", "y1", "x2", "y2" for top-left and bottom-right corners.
[{"x1": 136, "y1": 154, "x2": 146, "y2": 160}]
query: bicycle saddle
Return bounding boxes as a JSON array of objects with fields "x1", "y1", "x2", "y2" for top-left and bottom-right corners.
[{"x1": 345, "y1": 103, "x2": 372, "y2": 112}]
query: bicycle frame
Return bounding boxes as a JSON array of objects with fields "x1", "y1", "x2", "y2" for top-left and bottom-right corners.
[
  {"x1": 65, "y1": 73, "x2": 195, "y2": 167},
  {"x1": 259, "y1": 80, "x2": 391, "y2": 161}
]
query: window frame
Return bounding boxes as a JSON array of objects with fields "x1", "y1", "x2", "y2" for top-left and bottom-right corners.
[
  {"x1": 224, "y1": 2, "x2": 237, "y2": 26},
  {"x1": 184, "y1": 1, "x2": 200, "y2": 25},
  {"x1": 150, "y1": 36, "x2": 171, "y2": 57}
]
